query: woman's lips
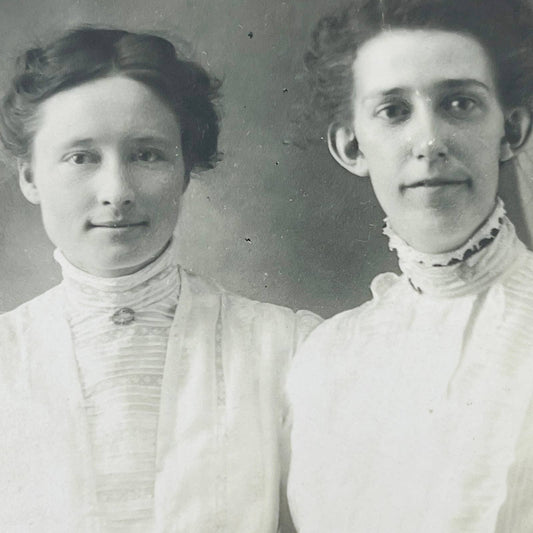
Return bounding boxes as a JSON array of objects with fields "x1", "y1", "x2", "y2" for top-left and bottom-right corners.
[
  {"x1": 90, "y1": 221, "x2": 147, "y2": 228},
  {"x1": 402, "y1": 177, "x2": 470, "y2": 189},
  {"x1": 88, "y1": 221, "x2": 148, "y2": 233}
]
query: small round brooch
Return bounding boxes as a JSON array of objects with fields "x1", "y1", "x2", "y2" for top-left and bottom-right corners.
[{"x1": 111, "y1": 307, "x2": 135, "y2": 325}]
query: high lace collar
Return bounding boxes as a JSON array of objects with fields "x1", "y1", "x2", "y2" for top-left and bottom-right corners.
[
  {"x1": 54, "y1": 241, "x2": 180, "y2": 311},
  {"x1": 383, "y1": 199, "x2": 526, "y2": 297}
]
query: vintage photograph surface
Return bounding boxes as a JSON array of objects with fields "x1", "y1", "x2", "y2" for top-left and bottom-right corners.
[{"x1": 0, "y1": 0, "x2": 532, "y2": 531}]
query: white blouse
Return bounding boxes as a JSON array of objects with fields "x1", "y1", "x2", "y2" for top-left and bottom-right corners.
[
  {"x1": 55, "y1": 244, "x2": 180, "y2": 531},
  {"x1": 0, "y1": 248, "x2": 320, "y2": 532},
  {"x1": 288, "y1": 200, "x2": 533, "y2": 533}
]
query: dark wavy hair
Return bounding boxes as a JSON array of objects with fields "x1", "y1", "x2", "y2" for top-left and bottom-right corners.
[
  {"x1": 306, "y1": 0, "x2": 533, "y2": 129},
  {"x1": 0, "y1": 27, "x2": 221, "y2": 180}
]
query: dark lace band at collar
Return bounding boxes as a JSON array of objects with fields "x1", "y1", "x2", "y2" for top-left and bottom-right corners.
[
  {"x1": 383, "y1": 199, "x2": 525, "y2": 297},
  {"x1": 383, "y1": 198, "x2": 506, "y2": 268}
]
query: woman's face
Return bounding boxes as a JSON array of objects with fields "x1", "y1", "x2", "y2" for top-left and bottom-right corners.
[
  {"x1": 20, "y1": 75, "x2": 185, "y2": 277},
  {"x1": 350, "y1": 30, "x2": 507, "y2": 253}
]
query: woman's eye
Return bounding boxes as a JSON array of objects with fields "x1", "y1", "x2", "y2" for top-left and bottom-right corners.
[
  {"x1": 444, "y1": 96, "x2": 479, "y2": 117},
  {"x1": 375, "y1": 103, "x2": 410, "y2": 122},
  {"x1": 132, "y1": 149, "x2": 163, "y2": 163},
  {"x1": 66, "y1": 152, "x2": 99, "y2": 165}
]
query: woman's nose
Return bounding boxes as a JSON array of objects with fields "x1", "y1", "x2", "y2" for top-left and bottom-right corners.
[
  {"x1": 96, "y1": 161, "x2": 135, "y2": 209},
  {"x1": 410, "y1": 109, "x2": 449, "y2": 162},
  {"x1": 413, "y1": 137, "x2": 448, "y2": 161}
]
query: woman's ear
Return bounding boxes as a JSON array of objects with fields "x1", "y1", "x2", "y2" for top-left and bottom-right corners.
[
  {"x1": 17, "y1": 160, "x2": 40, "y2": 205},
  {"x1": 500, "y1": 107, "x2": 532, "y2": 162},
  {"x1": 327, "y1": 122, "x2": 369, "y2": 177}
]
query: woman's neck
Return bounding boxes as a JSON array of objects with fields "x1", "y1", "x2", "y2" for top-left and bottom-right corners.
[{"x1": 384, "y1": 199, "x2": 525, "y2": 297}]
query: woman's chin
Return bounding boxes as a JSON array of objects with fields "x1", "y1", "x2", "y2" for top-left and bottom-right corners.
[
  {"x1": 67, "y1": 246, "x2": 170, "y2": 278},
  {"x1": 393, "y1": 210, "x2": 492, "y2": 255}
]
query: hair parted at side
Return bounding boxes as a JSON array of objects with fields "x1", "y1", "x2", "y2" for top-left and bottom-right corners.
[
  {"x1": 305, "y1": 0, "x2": 533, "y2": 129},
  {"x1": 0, "y1": 26, "x2": 222, "y2": 179}
]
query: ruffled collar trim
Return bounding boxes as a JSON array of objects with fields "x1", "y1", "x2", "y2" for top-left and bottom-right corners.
[
  {"x1": 383, "y1": 199, "x2": 525, "y2": 297},
  {"x1": 54, "y1": 240, "x2": 180, "y2": 311}
]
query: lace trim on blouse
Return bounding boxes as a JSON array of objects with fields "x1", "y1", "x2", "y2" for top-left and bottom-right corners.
[
  {"x1": 55, "y1": 241, "x2": 180, "y2": 531},
  {"x1": 384, "y1": 198, "x2": 506, "y2": 267},
  {"x1": 383, "y1": 199, "x2": 525, "y2": 297}
]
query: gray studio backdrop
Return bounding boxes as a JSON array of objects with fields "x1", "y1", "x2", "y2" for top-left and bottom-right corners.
[{"x1": 0, "y1": 0, "x2": 531, "y2": 317}]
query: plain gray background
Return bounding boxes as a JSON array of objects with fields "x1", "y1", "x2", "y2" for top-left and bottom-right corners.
[{"x1": 1, "y1": 0, "x2": 532, "y2": 317}]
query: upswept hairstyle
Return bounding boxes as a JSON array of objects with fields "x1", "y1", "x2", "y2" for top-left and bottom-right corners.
[
  {"x1": 0, "y1": 27, "x2": 221, "y2": 179},
  {"x1": 306, "y1": 0, "x2": 533, "y2": 128}
]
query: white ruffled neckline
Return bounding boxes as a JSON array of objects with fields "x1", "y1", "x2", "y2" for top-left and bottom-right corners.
[
  {"x1": 54, "y1": 240, "x2": 180, "y2": 311},
  {"x1": 383, "y1": 199, "x2": 525, "y2": 297},
  {"x1": 384, "y1": 198, "x2": 506, "y2": 267},
  {"x1": 54, "y1": 240, "x2": 176, "y2": 291}
]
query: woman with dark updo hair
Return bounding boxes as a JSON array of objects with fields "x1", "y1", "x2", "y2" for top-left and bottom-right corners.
[{"x1": 0, "y1": 27, "x2": 318, "y2": 532}]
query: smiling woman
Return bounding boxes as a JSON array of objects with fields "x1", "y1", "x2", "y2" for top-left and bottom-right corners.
[
  {"x1": 20, "y1": 76, "x2": 185, "y2": 277},
  {"x1": 0, "y1": 27, "x2": 319, "y2": 532},
  {"x1": 343, "y1": 29, "x2": 509, "y2": 253},
  {"x1": 288, "y1": 1, "x2": 533, "y2": 532}
]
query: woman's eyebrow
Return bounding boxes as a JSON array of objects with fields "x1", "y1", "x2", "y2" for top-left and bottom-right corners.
[
  {"x1": 361, "y1": 87, "x2": 408, "y2": 103},
  {"x1": 361, "y1": 79, "x2": 491, "y2": 104},
  {"x1": 129, "y1": 135, "x2": 175, "y2": 146},
  {"x1": 58, "y1": 137, "x2": 94, "y2": 150},
  {"x1": 57, "y1": 136, "x2": 175, "y2": 150},
  {"x1": 435, "y1": 79, "x2": 491, "y2": 92}
]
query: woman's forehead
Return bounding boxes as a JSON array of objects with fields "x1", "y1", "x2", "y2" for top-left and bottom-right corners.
[
  {"x1": 33, "y1": 76, "x2": 180, "y2": 148},
  {"x1": 352, "y1": 29, "x2": 496, "y2": 98}
]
